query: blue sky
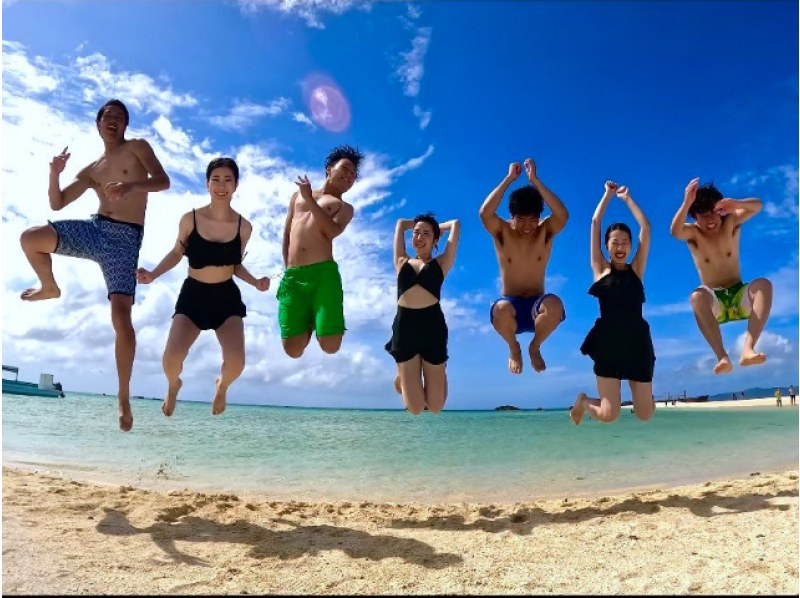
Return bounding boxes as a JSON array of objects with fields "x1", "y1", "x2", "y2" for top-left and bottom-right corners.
[{"x1": 2, "y1": 0, "x2": 797, "y2": 410}]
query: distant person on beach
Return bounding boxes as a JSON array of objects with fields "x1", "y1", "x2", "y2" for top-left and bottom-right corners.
[
  {"x1": 386, "y1": 214, "x2": 461, "y2": 414},
  {"x1": 789, "y1": 385, "x2": 796, "y2": 406},
  {"x1": 479, "y1": 159, "x2": 568, "y2": 374},
  {"x1": 670, "y1": 179, "x2": 772, "y2": 375},
  {"x1": 571, "y1": 182, "x2": 654, "y2": 425},
  {"x1": 136, "y1": 158, "x2": 268, "y2": 417},
  {"x1": 19, "y1": 99, "x2": 170, "y2": 432},
  {"x1": 774, "y1": 388, "x2": 782, "y2": 407},
  {"x1": 278, "y1": 145, "x2": 363, "y2": 359}
]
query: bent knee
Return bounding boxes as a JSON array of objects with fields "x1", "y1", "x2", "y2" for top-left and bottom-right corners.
[
  {"x1": 540, "y1": 295, "x2": 564, "y2": 317},
  {"x1": 20, "y1": 225, "x2": 56, "y2": 252},
  {"x1": 282, "y1": 344, "x2": 305, "y2": 359},
  {"x1": 491, "y1": 301, "x2": 516, "y2": 324},
  {"x1": 634, "y1": 408, "x2": 654, "y2": 422},
  {"x1": 426, "y1": 400, "x2": 446, "y2": 414},
  {"x1": 750, "y1": 278, "x2": 773, "y2": 295},
  {"x1": 318, "y1": 337, "x2": 342, "y2": 354},
  {"x1": 689, "y1": 289, "x2": 712, "y2": 311}
]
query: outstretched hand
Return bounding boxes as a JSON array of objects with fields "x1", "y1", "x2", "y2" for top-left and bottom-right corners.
[
  {"x1": 524, "y1": 158, "x2": 537, "y2": 182},
  {"x1": 295, "y1": 175, "x2": 313, "y2": 201},
  {"x1": 254, "y1": 277, "x2": 270, "y2": 292},
  {"x1": 507, "y1": 162, "x2": 522, "y2": 181},
  {"x1": 136, "y1": 267, "x2": 155, "y2": 284},
  {"x1": 50, "y1": 147, "x2": 70, "y2": 175},
  {"x1": 604, "y1": 180, "x2": 619, "y2": 197},
  {"x1": 616, "y1": 185, "x2": 631, "y2": 201},
  {"x1": 684, "y1": 177, "x2": 700, "y2": 205}
]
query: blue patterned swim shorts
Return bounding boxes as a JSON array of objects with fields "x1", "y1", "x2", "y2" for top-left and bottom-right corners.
[{"x1": 50, "y1": 214, "x2": 144, "y2": 301}]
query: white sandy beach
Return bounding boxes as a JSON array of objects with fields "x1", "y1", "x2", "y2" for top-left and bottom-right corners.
[
  {"x1": 2, "y1": 466, "x2": 798, "y2": 595},
  {"x1": 659, "y1": 396, "x2": 797, "y2": 409}
]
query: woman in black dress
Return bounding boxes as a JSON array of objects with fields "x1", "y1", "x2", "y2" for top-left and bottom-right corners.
[{"x1": 571, "y1": 181, "x2": 655, "y2": 425}]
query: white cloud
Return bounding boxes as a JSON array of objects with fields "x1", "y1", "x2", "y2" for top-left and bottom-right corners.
[
  {"x1": 734, "y1": 330, "x2": 793, "y2": 358},
  {"x1": 646, "y1": 300, "x2": 692, "y2": 317},
  {"x1": 237, "y1": 0, "x2": 370, "y2": 29},
  {"x1": 396, "y1": 27, "x2": 432, "y2": 98},
  {"x1": 413, "y1": 104, "x2": 432, "y2": 130},
  {"x1": 291, "y1": 112, "x2": 317, "y2": 130},
  {"x1": 1, "y1": 41, "x2": 59, "y2": 93},
  {"x1": 730, "y1": 163, "x2": 798, "y2": 219},
  {"x1": 209, "y1": 98, "x2": 291, "y2": 131}
]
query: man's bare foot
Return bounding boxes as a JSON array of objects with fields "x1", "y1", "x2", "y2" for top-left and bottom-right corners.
[
  {"x1": 508, "y1": 342, "x2": 523, "y2": 374},
  {"x1": 394, "y1": 374, "x2": 402, "y2": 395},
  {"x1": 529, "y1": 344, "x2": 546, "y2": 373},
  {"x1": 212, "y1": 378, "x2": 227, "y2": 416},
  {"x1": 118, "y1": 396, "x2": 133, "y2": 432},
  {"x1": 713, "y1": 356, "x2": 733, "y2": 375},
  {"x1": 162, "y1": 378, "x2": 182, "y2": 417},
  {"x1": 570, "y1": 393, "x2": 587, "y2": 425},
  {"x1": 740, "y1": 351, "x2": 767, "y2": 367},
  {"x1": 20, "y1": 285, "x2": 61, "y2": 302}
]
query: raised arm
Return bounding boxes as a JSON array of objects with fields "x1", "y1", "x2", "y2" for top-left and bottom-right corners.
[
  {"x1": 479, "y1": 163, "x2": 521, "y2": 236},
  {"x1": 393, "y1": 218, "x2": 414, "y2": 272},
  {"x1": 295, "y1": 175, "x2": 353, "y2": 240},
  {"x1": 524, "y1": 158, "x2": 568, "y2": 236},
  {"x1": 233, "y1": 219, "x2": 270, "y2": 291},
  {"x1": 713, "y1": 196, "x2": 763, "y2": 227},
  {"x1": 670, "y1": 177, "x2": 699, "y2": 241},
  {"x1": 591, "y1": 181, "x2": 615, "y2": 278},
  {"x1": 437, "y1": 219, "x2": 461, "y2": 276},
  {"x1": 617, "y1": 186, "x2": 650, "y2": 279},
  {"x1": 135, "y1": 212, "x2": 192, "y2": 284},
  {"x1": 282, "y1": 192, "x2": 296, "y2": 268},
  {"x1": 48, "y1": 147, "x2": 92, "y2": 211}
]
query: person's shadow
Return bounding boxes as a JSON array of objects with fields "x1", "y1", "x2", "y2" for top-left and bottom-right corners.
[
  {"x1": 97, "y1": 507, "x2": 462, "y2": 568},
  {"x1": 388, "y1": 486, "x2": 797, "y2": 536}
]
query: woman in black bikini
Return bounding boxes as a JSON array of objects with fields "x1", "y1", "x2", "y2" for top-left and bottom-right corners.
[
  {"x1": 571, "y1": 181, "x2": 655, "y2": 425},
  {"x1": 386, "y1": 213, "x2": 460, "y2": 414},
  {"x1": 137, "y1": 158, "x2": 269, "y2": 417}
]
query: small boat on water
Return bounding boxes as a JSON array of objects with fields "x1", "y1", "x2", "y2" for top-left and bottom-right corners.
[{"x1": 2, "y1": 365, "x2": 65, "y2": 398}]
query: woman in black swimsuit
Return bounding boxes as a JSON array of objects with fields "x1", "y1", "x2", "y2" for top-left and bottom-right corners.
[
  {"x1": 386, "y1": 213, "x2": 460, "y2": 414},
  {"x1": 571, "y1": 181, "x2": 655, "y2": 425},
  {"x1": 137, "y1": 158, "x2": 269, "y2": 417}
]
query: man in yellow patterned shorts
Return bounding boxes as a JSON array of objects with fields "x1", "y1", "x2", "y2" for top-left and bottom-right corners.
[
  {"x1": 670, "y1": 179, "x2": 773, "y2": 375},
  {"x1": 278, "y1": 145, "x2": 363, "y2": 358}
]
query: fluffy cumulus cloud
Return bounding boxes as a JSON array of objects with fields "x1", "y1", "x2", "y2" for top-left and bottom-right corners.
[{"x1": 2, "y1": 42, "x2": 485, "y2": 407}]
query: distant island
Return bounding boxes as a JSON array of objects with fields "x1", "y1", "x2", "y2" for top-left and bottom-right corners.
[{"x1": 494, "y1": 405, "x2": 521, "y2": 411}]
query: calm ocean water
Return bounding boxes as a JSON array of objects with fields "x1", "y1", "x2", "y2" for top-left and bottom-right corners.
[{"x1": 2, "y1": 393, "x2": 798, "y2": 503}]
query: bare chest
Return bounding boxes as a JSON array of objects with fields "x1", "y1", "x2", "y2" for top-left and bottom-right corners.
[
  {"x1": 495, "y1": 232, "x2": 551, "y2": 269},
  {"x1": 294, "y1": 197, "x2": 343, "y2": 220},
  {"x1": 90, "y1": 151, "x2": 145, "y2": 187}
]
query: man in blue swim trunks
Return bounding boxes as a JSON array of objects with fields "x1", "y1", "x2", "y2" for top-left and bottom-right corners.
[
  {"x1": 19, "y1": 99, "x2": 170, "y2": 432},
  {"x1": 479, "y1": 158, "x2": 569, "y2": 374}
]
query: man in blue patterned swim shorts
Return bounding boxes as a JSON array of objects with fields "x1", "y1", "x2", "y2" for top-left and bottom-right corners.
[{"x1": 19, "y1": 99, "x2": 171, "y2": 432}]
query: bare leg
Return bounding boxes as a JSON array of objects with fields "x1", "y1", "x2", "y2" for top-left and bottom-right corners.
[
  {"x1": 740, "y1": 278, "x2": 772, "y2": 367},
  {"x1": 529, "y1": 295, "x2": 565, "y2": 373},
  {"x1": 491, "y1": 301, "x2": 522, "y2": 374},
  {"x1": 161, "y1": 315, "x2": 201, "y2": 417},
  {"x1": 213, "y1": 316, "x2": 245, "y2": 416},
  {"x1": 282, "y1": 331, "x2": 312, "y2": 359},
  {"x1": 690, "y1": 289, "x2": 731, "y2": 374},
  {"x1": 394, "y1": 365, "x2": 402, "y2": 395},
  {"x1": 629, "y1": 381, "x2": 654, "y2": 422},
  {"x1": 572, "y1": 376, "x2": 622, "y2": 424},
  {"x1": 318, "y1": 334, "x2": 343, "y2": 355},
  {"x1": 398, "y1": 356, "x2": 425, "y2": 415},
  {"x1": 421, "y1": 361, "x2": 447, "y2": 413},
  {"x1": 110, "y1": 295, "x2": 136, "y2": 432},
  {"x1": 19, "y1": 225, "x2": 61, "y2": 301}
]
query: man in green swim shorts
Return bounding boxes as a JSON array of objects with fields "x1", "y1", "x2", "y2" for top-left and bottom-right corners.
[
  {"x1": 278, "y1": 145, "x2": 364, "y2": 358},
  {"x1": 670, "y1": 178, "x2": 773, "y2": 375}
]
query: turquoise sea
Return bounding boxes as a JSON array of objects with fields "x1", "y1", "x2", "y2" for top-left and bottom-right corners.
[{"x1": 2, "y1": 393, "x2": 798, "y2": 503}]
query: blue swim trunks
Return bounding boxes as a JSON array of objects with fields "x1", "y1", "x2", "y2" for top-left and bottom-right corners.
[
  {"x1": 489, "y1": 294, "x2": 566, "y2": 334},
  {"x1": 50, "y1": 214, "x2": 144, "y2": 301}
]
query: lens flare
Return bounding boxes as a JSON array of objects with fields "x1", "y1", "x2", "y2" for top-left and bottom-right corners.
[{"x1": 302, "y1": 74, "x2": 351, "y2": 133}]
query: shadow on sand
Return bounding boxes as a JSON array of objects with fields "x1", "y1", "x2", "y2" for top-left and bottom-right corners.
[{"x1": 97, "y1": 508, "x2": 463, "y2": 568}]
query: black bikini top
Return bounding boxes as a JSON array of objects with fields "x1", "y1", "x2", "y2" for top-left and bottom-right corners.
[
  {"x1": 182, "y1": 210, "x2": 243, "y2": 270},
  {"x1": 397, "y1": 258, "x2": 443, "y2": 300}
]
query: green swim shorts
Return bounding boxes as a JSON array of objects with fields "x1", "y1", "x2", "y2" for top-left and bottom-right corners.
[
  {"x1": 700, "y1": 281, "x2": 751, "y2": 324},
  {"x1": 277, "y1": 260, "x2": 346, "y2": 339}
]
